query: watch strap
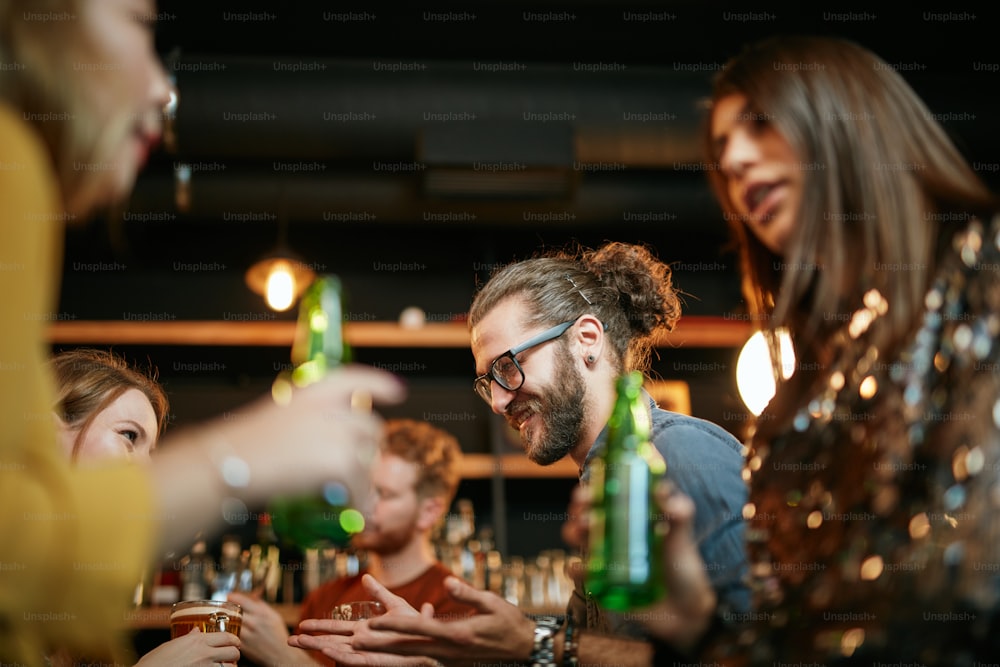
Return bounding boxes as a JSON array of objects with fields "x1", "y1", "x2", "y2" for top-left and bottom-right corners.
[{"x1": 529, "y1": 616, "x2": 561, "y2": 667}]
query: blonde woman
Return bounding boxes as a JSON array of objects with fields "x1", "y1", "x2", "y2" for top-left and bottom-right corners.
[
  {"x1": 49, "y1": 348, "x2": 241, "y2": 666},
  {"x1": 0, "y1": 2, "x2": 404, "y2": 665},
  {"x1": 51, "y1": 348, "x2": 169, "y2": 465}
]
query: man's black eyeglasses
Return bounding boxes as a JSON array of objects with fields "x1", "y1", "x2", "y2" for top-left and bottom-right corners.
[{"x1": 473, "y1": 320, "x2": 575, "y2": 404}]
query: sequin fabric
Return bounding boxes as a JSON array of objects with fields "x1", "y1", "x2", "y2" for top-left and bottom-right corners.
[{"x1": 706, "y1": 215, "x2": 1000, "y2": 665}]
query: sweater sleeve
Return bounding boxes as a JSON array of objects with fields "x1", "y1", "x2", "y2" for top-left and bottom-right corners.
[{"x1": 0, "y1": 103, "x2": 157, "y2": 666}]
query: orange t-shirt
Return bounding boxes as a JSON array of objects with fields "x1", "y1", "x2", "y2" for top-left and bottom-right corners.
[{"x1": 298, "y1": 562, "x2": 477, "y2": 667}]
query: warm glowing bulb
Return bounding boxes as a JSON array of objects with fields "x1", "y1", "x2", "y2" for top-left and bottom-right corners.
[
  {"x1": 736, "y1": 329, "x2": 795, "y2": 416},
  {"x1": 266, "y1": 263, "x2": 296, "y2": 311}
]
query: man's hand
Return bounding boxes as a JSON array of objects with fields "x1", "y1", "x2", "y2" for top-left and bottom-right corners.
[
  {"x1": 289, "y1": 574, "x2": 436, "y2": 667},
  {"x1": 638, "y1": 482, "x2": 717, "y2": 649},
  {"x1": 354, "y1": 574, "x2": 536, "y2": 662},
  {"x1": 569, "y1": 481, "x2": 717, "y2": 650},
  {"x1": 228, "y1": 591, "x2": 320, "y2": 667},
  {"x1": 291, "y1": 573, "x2": 537, "y2": 667}
]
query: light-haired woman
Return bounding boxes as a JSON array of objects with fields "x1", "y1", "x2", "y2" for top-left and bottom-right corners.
[
  {"x1": 0, "y1": 2, "x2": 404, "y2": 664},
  {"x1": 51, "y1": 348, "x2": 169, "y2": 464},
  {"x1": 49, "y1": 348, "x2": 240, "y2": 666}
]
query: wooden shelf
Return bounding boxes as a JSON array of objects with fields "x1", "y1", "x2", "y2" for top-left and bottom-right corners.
[
  {"x1": 46, "y1": 320, "x2": 467, "y2": 348},
  {"x1": 47, "y1": 316, "x2": 752, "y2": 348},
  {"x1": 460, "y1": 453, "x2": 578, "y2": 479}
]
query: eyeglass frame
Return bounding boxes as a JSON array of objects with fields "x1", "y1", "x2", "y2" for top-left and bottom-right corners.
[{"x1": 473, "y1": 319, "x2": 576, "y2": 404}]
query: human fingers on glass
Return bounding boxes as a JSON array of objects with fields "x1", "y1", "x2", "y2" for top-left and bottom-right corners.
[{"x1": 473, "y1": 319, "x2": 576, "y2": 403}]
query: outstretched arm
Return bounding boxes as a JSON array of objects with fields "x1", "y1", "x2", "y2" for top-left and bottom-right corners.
[{"x1": 149, "y1": 367, "x2": 404, "y2": 553}]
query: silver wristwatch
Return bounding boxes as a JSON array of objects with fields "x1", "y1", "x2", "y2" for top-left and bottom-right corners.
[{"x1": 529, "y1": 616, "x2": 562, "y2": 667}]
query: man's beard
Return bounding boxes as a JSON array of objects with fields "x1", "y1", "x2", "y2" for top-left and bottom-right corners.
[
  {"x1": 351, "y1": 521, "x2": 416, "y2": 556},
  {"x1": 510, "y1": 344, "x2": 587, "y2": 466}
]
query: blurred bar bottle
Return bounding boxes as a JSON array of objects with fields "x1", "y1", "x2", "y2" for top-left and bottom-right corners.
[
  {"x1": 179, "y1": 538, "x2": 214, "y2": 601},
  {"x1": 585, "y1": 370, "x2": 667, "y2": 610},
  {"x1": 254, "y1": 512, "x2": 283, "y2": 603},
  {"x1": 268, "y1": 275, "x2": 367, "y2": 555},
  {"x1": 210, "y1": 535, "x2": 242, "y2": 600},
  {"x1": 149, "y1": 552, "x2": 182, "y2": 606}
]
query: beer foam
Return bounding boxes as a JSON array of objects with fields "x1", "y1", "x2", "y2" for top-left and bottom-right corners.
[{"x1": 171, "y1": 603, "x2": 241, "y2": 619}]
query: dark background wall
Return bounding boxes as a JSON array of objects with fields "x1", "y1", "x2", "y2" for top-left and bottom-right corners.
[{"x1": 54, "y1": 2, "x2": 1000, "y2": 559}]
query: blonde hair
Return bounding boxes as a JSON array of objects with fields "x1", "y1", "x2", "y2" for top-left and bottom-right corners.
[
  {"x1": 0, "y1": 0, "x2": 139, "y2": 218},
  {"x1": 51, "y1": 348, "x2": 169, "y2": 462}
]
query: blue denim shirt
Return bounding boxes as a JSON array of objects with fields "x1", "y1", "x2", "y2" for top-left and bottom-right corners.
[{"x1": 569, "y1": 392, "x2": 750, "y2": 638}]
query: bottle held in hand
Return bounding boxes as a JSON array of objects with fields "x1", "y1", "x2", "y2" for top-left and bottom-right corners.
[
  {"x1": 585, "y1": 370, "x2": 667, "y2": 610},
  {"x1": 272, "y1": 274, "x2": 351, "y2": 401},
  {"x1": 268, "y1": 275, "x2": 368, "y2": 550}
]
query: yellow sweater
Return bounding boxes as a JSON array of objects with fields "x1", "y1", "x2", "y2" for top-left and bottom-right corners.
[{"x1": 0, "y1": 103, "x2": 156, "y2": 665}]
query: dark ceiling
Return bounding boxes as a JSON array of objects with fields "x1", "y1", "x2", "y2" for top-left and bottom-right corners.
[
  {"x1": 60, "y1": 3, "x2": 1000, "y2": 324},
  {"x1": 149, "y1": 2, "x2": 995, "y2": 67}
]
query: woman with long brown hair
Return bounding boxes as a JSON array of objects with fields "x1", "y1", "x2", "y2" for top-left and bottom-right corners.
[{"x1": 701, "y1": 34, "x2": 1000, "y2": 664}]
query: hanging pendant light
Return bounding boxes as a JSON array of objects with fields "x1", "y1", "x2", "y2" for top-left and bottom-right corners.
[{"x1": 245, "y1": 213, "x2": 316, "y2": 312}]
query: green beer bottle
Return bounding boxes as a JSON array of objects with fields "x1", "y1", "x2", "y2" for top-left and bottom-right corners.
[
  {"x1": 585, "y1": 370, "x2": 667, "y2": 610},
  {"x1": 267, "y1": 275, "x2": 366, "y2": 550}
]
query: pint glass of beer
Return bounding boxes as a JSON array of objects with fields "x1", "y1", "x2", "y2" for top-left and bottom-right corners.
[
  {"x1": 169, "y1": 599, "x2": 243, "y2": 638},
  {"x1": 331, "y1": 600, "x2": 385, "y2": 620}
]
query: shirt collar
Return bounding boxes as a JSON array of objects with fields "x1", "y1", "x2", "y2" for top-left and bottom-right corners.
[{"x1": 578, "y1": 388, "x2": 657, "y2": 482}]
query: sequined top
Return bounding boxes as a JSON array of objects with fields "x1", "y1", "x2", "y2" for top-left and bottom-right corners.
[{"x1": 704, "y1": 214, "x2": 1000, "y2": 665}]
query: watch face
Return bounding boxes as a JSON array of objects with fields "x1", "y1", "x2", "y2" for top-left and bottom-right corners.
[
  {"x1": 531, "y1": 616, "x2": 560, "y2": 667},
  {"x1": 532, "y1": 615, "x2": 563, "y2": 628}
]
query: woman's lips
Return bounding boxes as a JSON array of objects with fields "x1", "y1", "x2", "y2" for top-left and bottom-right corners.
[
  {"x1": 134, "y1": 131, "x2": 161, "y2": 169},
  {"x1": 747, "y1": 182, "x2": 786, "y2": 224}
]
